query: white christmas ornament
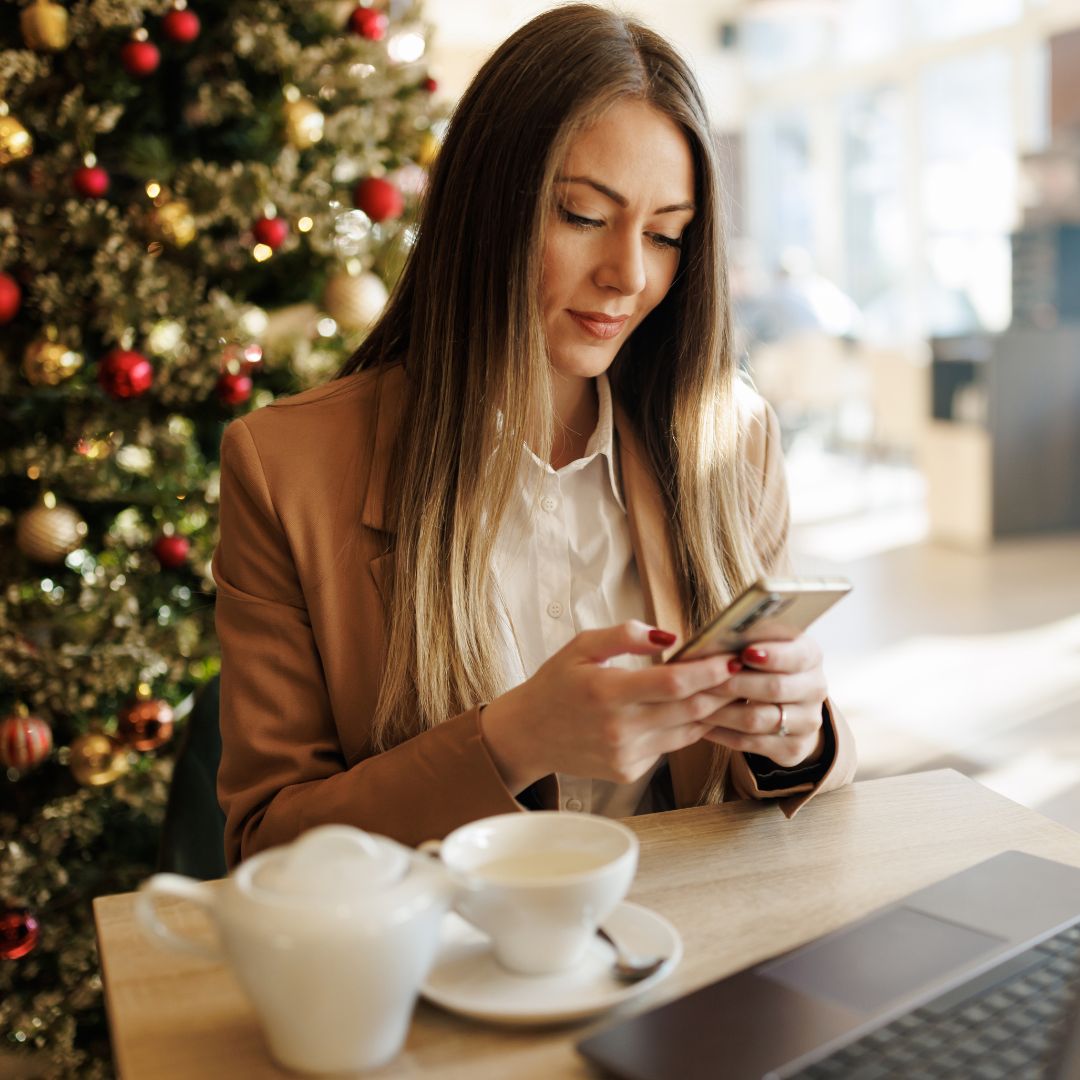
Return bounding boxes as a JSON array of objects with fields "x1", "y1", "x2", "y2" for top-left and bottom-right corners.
[{"x1": 322, "y1": 271, "x2": 389, "y2": 331}]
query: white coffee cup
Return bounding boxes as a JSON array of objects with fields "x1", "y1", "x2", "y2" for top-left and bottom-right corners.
[
  {"x1": 136, "y1": 826, "x2": 454, "y2": 1074},
  {"x1": 420, "y1": 811, "x2": 638, "y2": 976}
]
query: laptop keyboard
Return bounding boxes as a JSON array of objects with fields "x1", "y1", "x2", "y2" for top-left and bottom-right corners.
[{"x1": 789, "y1": 921, "x2": 1080, "y2": 1080}]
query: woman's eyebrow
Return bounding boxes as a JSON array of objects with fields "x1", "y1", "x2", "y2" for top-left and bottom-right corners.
[{"x1": 557, "y1": 175, "x2": 694, "y2": 215}]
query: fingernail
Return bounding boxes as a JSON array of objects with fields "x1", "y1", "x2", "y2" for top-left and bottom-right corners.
[
  {"x1": 743, "y1": 647, "x2": 768, "y2": 664},
  {"x1": 728, "y1": 659, "x2": 743, "y2": 674},
  {"x1": 649, "y1": 629, "x2": 677, "y2": 646}
]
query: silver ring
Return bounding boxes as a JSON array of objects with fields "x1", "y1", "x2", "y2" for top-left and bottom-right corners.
[{"x1": 775, "y1": 703, "x2": 789, "y2": 737}]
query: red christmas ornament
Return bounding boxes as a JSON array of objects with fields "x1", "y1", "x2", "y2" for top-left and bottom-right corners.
[
  {"x1": 422, "y1": 76, "x2": 437, "y2": 93},
  {"x1": 348, "y1": 7, "x2": 388, "y2": 40},
  {"x1": 216, "y1": 371, "x2": 253, "y2": 406},
  {"x1": 162, "y1": 7, "x2": 200, "y2": 43},
  {"x1": 72, "y1": 165, "x2": 110, "y2": 198},
  {"x1": 353, "y1": 176, "x2": 404, "y2": 223},
  {"x1": 121, "y1": 39, "x2": 161, "y2": 77},
  {"x1": 252, "y1": 216, "x2": 289, "y2": 250},
  {"x1": 152, "y1": 533, "x2": 190, "y2": 570},
  {"x1": 0, "y1": 273, "x2": 21, "y2": 324},
  {"x1": 97, "y1": 348, "x2": 154, "y2": 399},
  {"x1": 118, "y1": 697, "x2": 175, "y2": 752},
  {"x1": 0, "y1": 909, "x2": 39, "y2": 961},
  {"x1": 0, "y1": 713, "x2": 53, "y2": 772}
]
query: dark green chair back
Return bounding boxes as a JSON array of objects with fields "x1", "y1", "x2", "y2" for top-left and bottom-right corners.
[{"x1": 157, "y1": 674, "x2": 227, "y2": 880}]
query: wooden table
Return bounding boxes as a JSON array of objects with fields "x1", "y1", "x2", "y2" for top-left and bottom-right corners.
[{"x1": 94, "y1": 770, "x2": 1080, "y2": 1079}]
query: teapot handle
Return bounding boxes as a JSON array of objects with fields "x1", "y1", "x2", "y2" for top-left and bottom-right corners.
[
  {"x1": 136, "y1": 874, "x2": 222, "y2": 961},
  {"x1": 416, "y1": 839, "x2": 478, "y2": 894}
]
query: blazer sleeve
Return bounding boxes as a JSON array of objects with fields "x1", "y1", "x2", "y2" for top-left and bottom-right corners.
[
  {"x1": 724, "y1": 396, "x2": 857, "y2": 815},
  {"x1": 213, "y1": 419, "x2": 534, "y2": 868}
]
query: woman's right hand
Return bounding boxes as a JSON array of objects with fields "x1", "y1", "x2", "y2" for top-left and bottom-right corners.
[{"x1": 479, "y1": 620, "x2": 740, "y2": 794}]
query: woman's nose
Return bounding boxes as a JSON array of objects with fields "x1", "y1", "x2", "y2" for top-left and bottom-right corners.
[{"x1": 594, "y1": 231, "x2": 647, "y2": 296}]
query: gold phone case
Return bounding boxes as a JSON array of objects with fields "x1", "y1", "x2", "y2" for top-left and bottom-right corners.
[{"x1": 669, "y1": 577, "x2": 852, "y2": 662}]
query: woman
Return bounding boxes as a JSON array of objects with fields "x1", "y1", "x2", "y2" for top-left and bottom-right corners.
[{"x1": 214, "y1": 4, "x2": 855, "y2": 866}]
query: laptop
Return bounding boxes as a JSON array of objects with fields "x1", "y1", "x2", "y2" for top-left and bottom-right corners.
[{"x1": 578, "y1": 850, "x2": 1080, "y2": 1079}]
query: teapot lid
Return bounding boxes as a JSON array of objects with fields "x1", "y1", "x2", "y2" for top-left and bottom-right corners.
[{"x1": 251, "y1": 825, "x2": 412, "y2": 904}]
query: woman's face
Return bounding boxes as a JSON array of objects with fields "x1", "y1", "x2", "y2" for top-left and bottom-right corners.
[{"x1": 541, "y1": 99, "x2": 696, "y2": 382}]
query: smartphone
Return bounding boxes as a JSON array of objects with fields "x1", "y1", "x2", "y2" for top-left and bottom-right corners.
[{"x1": 666, "y1": 576, "x2": 852, "y2": 663}]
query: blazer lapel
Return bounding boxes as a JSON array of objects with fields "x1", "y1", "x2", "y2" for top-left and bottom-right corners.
[
  {"x1": 360, "y1": 365, "x2": 407, "y2": 535},
  {"x1": 361, "y1": 367, "x2": 407, "y2": 606},
  {"x1": 613, "y1": 403, "x2": 713, "y2": 807}
]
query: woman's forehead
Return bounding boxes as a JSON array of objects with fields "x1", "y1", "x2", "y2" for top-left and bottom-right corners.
[{"x1": 559, "y1": 100, "x2": 696, "y2": 210}]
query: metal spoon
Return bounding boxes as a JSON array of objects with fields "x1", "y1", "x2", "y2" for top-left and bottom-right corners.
[{"x1": 596, "y1": 925, "x2": 667, "y2": 982}]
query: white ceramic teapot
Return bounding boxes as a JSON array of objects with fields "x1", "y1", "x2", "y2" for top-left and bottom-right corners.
[{"x1": 137, "y1": 825, "x2": 454, "y2": 1074}]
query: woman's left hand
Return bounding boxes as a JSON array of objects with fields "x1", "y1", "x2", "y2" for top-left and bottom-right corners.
[{"x1": 699, "y1": 634, "x2": 828, "y2": 768}]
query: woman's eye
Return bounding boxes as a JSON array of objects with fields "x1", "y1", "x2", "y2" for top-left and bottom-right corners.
[
  {"x1": 649, "y1": 233, "x2": 683, "y2": 251},
  {"x1": 558, "y1": 206, "x2": 602, "y2": 229}
]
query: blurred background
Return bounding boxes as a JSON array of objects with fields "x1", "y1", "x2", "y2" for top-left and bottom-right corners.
[{"x1": 431, "y1": 0, "x2": 1080, "y2": 820}]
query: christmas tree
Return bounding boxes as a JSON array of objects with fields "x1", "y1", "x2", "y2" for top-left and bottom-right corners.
[{"x1": 0, "y1": 1, "x2": 439, "y2": 1073}]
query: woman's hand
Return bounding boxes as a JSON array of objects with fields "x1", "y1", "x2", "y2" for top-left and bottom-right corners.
[
  {"x1": 480, "y1": 621, "x2": 739, "y2": 794},
  {"x1": 701, "y1": 634, "x2": 829, "y2": 769}
]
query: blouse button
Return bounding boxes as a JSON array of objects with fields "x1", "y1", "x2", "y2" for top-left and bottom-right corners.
[
  {"x1": 540, "y1": 494, "x2": 558, "y2": 513},
  {"x1": 546, "y1": 600, "x2": 564, "y2": 619},
  {"x1": 565, "y1": 798, "x2": 584, "y2": 812}
]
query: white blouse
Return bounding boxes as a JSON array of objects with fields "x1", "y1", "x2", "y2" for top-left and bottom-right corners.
[{"x1": 492, "y1": 373, "x2": 663, "y2": 817}]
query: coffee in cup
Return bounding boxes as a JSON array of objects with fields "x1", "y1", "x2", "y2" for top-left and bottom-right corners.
[{"x1": 421, "y1": 811, "x2": 638, "y2": 975}]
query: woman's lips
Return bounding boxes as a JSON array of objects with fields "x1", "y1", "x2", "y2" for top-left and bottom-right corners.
[{"x1": 567, "y1": 310, "x2": 630, "y2": 340}]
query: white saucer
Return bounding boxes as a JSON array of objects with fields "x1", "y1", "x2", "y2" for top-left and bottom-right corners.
[{"x1": 420, "y1": 901, "x2": 681, "y2": 1026}]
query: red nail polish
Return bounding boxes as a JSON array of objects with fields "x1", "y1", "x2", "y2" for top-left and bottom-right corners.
[
  {"x1": 728, "y1": 659, "x2": 743, "y2": 674},
  {"x1": 649, "y1": 629, "x2": 677, "y2": 646},
  {"x1": 744, "y1": 647, "x2": 768, "y2": 664}
]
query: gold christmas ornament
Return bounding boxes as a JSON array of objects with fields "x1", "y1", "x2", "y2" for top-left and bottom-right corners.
[
  {"x1": 20, "y1": 0, "x2": 71, "y2": 51},
  {"x1": 283, "y1": 98, "x2": 325, "y2": 150},
  {"x1": 147, "y1": 196, "x2": 196, "y2": 249},
  {"x1": 22, "y1": 336, "x2": 84, "y2": 386},
  {"x1": 68, "y1": 733, "x2": 128, "y2": 786},
  {"x1": 417, "y1": 130, "x2": 440, "y2": 169},
  {"x1": 15, "y1": 494, "x2": 88, "y2": 564},
  {"x1": 0, "y1": 105, "x2": 33, "y2": 167},
  {"x1": 322, "y1": 270, "x2": 389, "y2": 331}
]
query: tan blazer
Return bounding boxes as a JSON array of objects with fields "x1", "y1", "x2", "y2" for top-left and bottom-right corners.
[{"x1": 214, "y1": 366, "x2": 856, "y2": 866}]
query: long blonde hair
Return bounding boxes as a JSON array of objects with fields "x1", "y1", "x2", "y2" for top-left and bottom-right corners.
[{"x1": 338, "y1": 4, "x2": 762, "y2": 801}]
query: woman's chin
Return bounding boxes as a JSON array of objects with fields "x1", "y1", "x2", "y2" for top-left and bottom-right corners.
[{"x1": 548, "y1": 346, "x2": 619, "y2": 382}]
